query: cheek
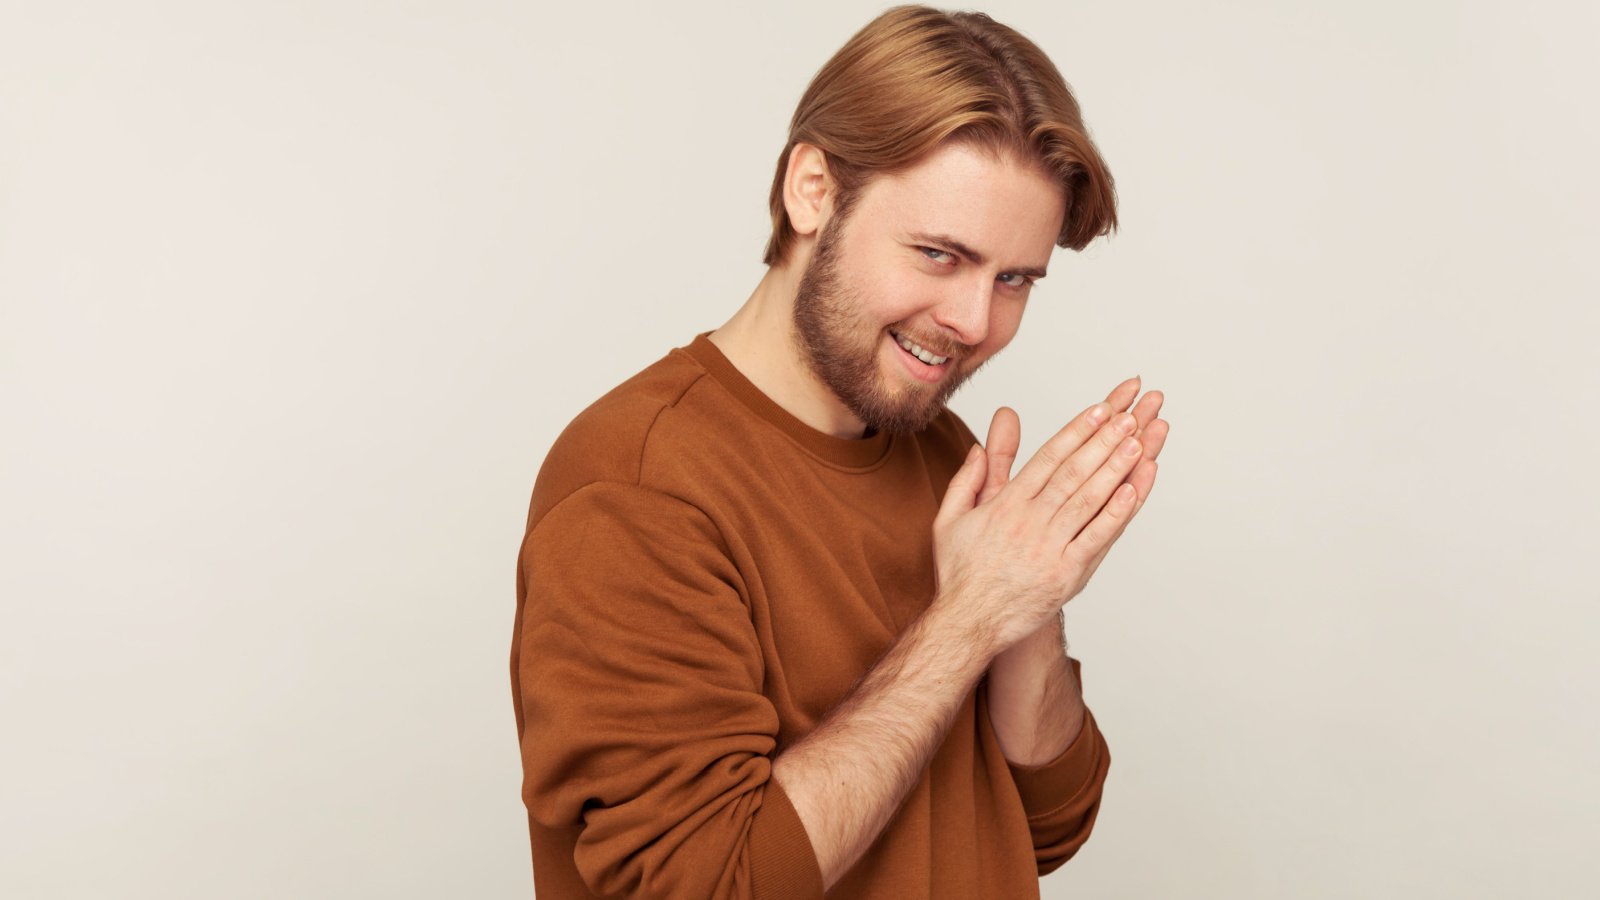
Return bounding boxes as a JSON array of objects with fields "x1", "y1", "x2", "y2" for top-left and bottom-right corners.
[
  {"x1": 859, "y1": 266, "x2": 930, "y2": 323},
  {"x1": 984, "y1": 302, "x2": 1027, "y2": 350}
]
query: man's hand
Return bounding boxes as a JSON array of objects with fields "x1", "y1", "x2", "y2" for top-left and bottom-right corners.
[
  {"x1": 981, "y1": 377, "x2": 1168, "y2": 594},
  {"x1": 977, "y1": 378, "x2": 1168, "y2": 761},
  {"x1": 930, "y1": 377, "x2": 1169, "y2": 657}
]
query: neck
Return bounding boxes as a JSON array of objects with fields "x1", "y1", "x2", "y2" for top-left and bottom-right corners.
[{"x1": 708, "y1": 259, "x2": 870, "y2": 440}]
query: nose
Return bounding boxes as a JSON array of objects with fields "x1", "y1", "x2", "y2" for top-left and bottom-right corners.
[{"x1": 931, "y1": 278, "x2": 992, "y2": 348}]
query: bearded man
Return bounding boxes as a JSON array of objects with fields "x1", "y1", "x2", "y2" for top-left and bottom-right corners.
[{"x1": 511, "y1": 6, "x2": 1170, "y2": 898}]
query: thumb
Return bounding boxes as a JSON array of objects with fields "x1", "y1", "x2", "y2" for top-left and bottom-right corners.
[
  {"x1": 980, "y1": 406, "x2": 1021, "y2": 503},
  {"x1": 936, "y1": 443, "x2": 986, "y2": 527}
]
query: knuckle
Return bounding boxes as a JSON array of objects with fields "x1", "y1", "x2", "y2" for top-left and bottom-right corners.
[
  {"x1": 1083, "y1": 504, "x2": 1117, "y2": 535},
  {"x1": 1056, "y1": 457, "x2": 1084, "y2": 485},
  {"x1": 1106, "y1": 498, "x2": 1130, "y2": 522},
  {"x1": 1033, "y1": 444, "x2": 1061, "y2": 469},
  {"x1": 1061, "y1": 535, "x2": 1091, "y2": 566},
  {"x1": 1062, "y1": 490, "x2": 1092, "y2": 521},
  {"x1": 1081, "y1": 496, "x2": 1107, "y2": 525}
]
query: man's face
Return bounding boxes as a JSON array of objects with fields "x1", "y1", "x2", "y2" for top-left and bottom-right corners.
[{"x1": 792, "y1": 140, "x2": 1067, "y2": 434}]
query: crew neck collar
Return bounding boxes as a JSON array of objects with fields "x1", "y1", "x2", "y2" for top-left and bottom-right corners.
[{"x1": 681, "y1": 331, "x2": 894, "y2": 469}]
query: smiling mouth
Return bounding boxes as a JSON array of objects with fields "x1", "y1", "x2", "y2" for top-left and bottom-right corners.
[{"x1": 889, "y1": 329, "x2": 953, "y2": 367}]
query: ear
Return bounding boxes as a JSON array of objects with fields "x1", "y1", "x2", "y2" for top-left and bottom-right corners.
[{"x1": 783, "y1": 141, "x2": 835, "y2": 239}]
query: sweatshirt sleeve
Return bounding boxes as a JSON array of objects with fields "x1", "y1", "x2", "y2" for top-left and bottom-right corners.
[
  {"x1": 1003, "y1": 657, "x2": 1112, "y2": 877},
  {"x1": 516, "y1": 480, "x2": 825, "y2": 900}
]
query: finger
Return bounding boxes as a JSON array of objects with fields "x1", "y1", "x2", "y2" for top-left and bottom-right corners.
[
  {"x1": 1082, "y1": 460, "x2": 1157, "y2": 580},
  {"x1": 1036, "y1": 409, "x2": 1138, "y2": 509},
  {"x1": 1079, "y1": 498, "x2": 1136, "y2": 585},
  {"x1": 1130, "y1": 459, "x2": 1157, "y2": 516},
  {"x1": 1009, "y1": 402, "x2": 1112, "y2": 499},
  {"x1": 1116, "y1": 405, "x2": 1167, "y2": 490},
  {"x1": 1116, "y1": 418, "x2": 1167, "y2": 491},
  {"x1": 1123, "y1": 457, "x2": 1158, "y2": 506},
  {"x1": 1061, "y1": 471, "x2": 1140, "y2": 568},
  {"x1": 980, "y1": 407, "x2": 1021, "y2": 503},
  {"x1": 935, "y1": 443, "x2": 987, "y2": 530},
  {"x1": 1104, "y1": 376, "x2": 1142, "y2": 414},
  {"x1": 1128, "y1": 390, "x2": 1163, "y2": 433},
  {"x1": 1048, "y1": 425, "x2": 1143, "y2": 539},
  {"x1": 1135, "y1": 416, "x2": 1168, "y2": 462},
  {"x1": 1101, "y1": 458, "x2": 1156, "y2": 528}
]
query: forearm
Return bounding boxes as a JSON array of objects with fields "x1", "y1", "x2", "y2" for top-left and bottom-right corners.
[
  {"x1": 771, "y1": 602, "x2": 993, "y2": 892},
  {"x1": 985, "y1": 610, "x2": 1085, "y2": 765}
]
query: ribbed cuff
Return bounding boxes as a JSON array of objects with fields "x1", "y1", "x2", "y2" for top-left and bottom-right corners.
[
  {"x1": 749, "y1": 776, "x2": 826, "y2": 899},
  {"x1": 1006, "y1": 658, "x2": 1107, "y2": 819}
]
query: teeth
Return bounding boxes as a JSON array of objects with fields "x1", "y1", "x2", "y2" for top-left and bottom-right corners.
[{"x1": 893, "y1": 331, "x2": 948, "y2": 365}]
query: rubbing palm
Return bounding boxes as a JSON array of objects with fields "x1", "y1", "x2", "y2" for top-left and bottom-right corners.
[
  {"x1": 978, "y1": 376, "x2": 1168, "y2": 655},
  {"x1": 980, "y1": 377, "x2": 1166, "y2": 565}
]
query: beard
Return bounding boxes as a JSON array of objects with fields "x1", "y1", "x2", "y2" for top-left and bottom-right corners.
[{"x1": 791, "y1": 211, "x2": 984, "y2": 436}]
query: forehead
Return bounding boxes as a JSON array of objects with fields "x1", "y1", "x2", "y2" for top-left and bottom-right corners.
[{"x1": 850, "y1": 142, "x2": 1067, "y2": 262}]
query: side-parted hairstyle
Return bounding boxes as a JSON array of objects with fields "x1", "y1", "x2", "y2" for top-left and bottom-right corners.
[{"x1": 762, "y1": 4, "x2": 1118, "y2": 267}]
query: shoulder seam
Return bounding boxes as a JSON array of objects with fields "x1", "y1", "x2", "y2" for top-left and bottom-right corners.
[
  {"x1": 635, "y1": 369, "x2": 709, "y2": 485},
  {"x1": 526, "y1": 478, "x2": 736, "y2": 575}
]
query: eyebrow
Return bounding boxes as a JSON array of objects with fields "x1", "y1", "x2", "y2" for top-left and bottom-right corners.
[{"x1": 908, "y1": 232, "x2": 1049, "y2": 279}]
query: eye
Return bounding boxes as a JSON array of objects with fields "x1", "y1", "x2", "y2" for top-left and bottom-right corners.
[
  {"x1": 998, "y1": 273, "x2": 1036, "y2": 290},
  {"x1": 917, "y1": 246, "x2": 956, "y2": 265}
]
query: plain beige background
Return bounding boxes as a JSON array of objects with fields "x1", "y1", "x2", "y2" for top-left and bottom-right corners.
[{"x1": 3, "y1": 1, "x2": 1596, "y2": 897}]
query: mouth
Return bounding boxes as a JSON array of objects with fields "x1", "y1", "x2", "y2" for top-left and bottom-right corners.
[{"x1": 888, "y1": 329, "x2": 953, "y2": 382}]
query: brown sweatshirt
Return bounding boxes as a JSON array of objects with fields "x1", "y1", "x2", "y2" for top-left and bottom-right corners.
[{"x1": 511, "y1": 332, "x2": 1110, "y2": 898}]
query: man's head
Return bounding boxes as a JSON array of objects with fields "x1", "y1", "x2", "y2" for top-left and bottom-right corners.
[
  {"x1": 790, "y1": 140, "x2": 1065, "y2": 434},
  {"x1": 769, "y1": 5, "x2": 1118, "y2": 434}
]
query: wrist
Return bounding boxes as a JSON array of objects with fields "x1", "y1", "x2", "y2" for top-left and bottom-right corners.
[
  {"x1": 922, "y1": 590, "x2": 1002, "y2": 667},
  {"x1": 993, "y1": 609, "x2": 1064, "y2": 667}
]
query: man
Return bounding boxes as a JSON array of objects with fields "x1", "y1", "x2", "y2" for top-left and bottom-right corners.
[{"x1": 511, "y1": 5, "x2": 1169, "y2": 898}]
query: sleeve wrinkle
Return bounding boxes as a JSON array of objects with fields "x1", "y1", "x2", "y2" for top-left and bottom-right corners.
[{"x1": 518, "y1": 475, "x2": 819, "y2": 897}]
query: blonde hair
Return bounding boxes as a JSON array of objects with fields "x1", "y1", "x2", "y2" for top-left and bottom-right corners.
[{"x1": 762, "y1": 5, "x2": 1118, "y2": 267}]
